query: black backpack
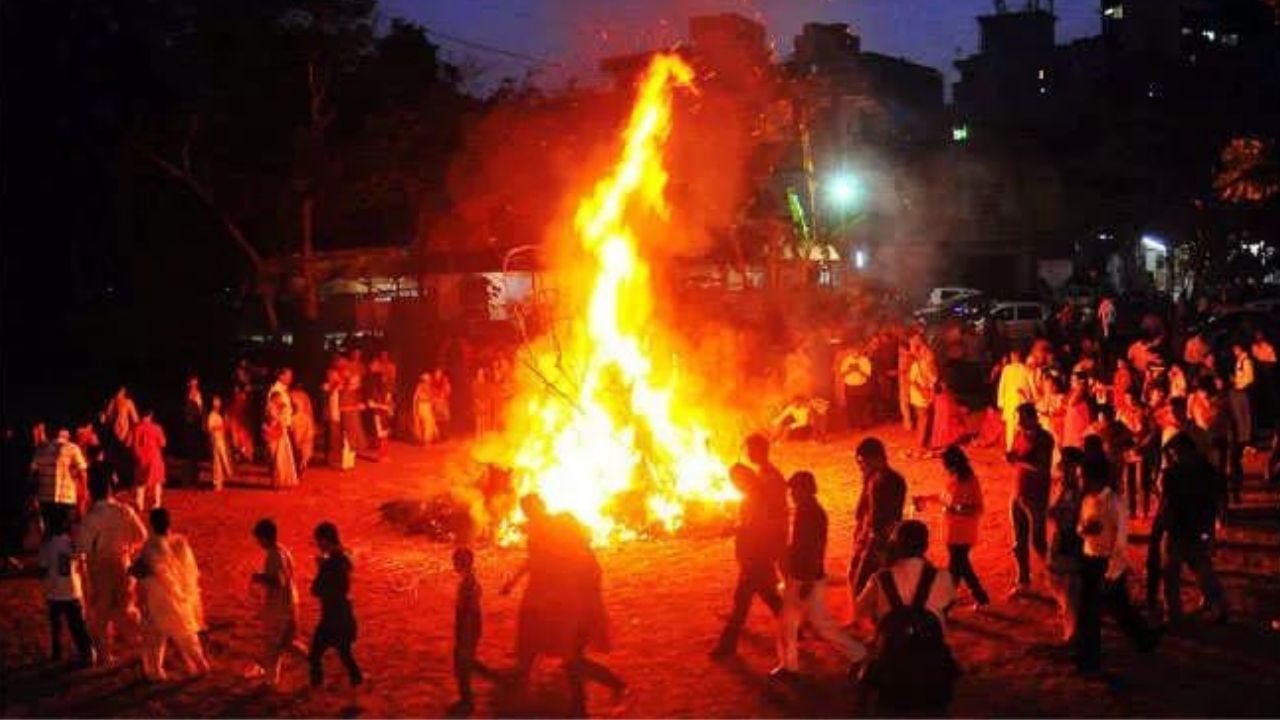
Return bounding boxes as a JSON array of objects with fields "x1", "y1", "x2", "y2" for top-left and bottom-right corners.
[{"x1": 860, "y1": 564, "x2": 959, "y2": 711}]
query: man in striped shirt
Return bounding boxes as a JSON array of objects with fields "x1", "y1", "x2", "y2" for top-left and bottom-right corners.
[{"x1": 31, "y1": 427, "x2": 87, "y2": 531}]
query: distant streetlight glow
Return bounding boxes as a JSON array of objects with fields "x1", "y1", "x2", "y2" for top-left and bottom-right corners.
[
  {"x1": 827, "y1": 172, "x2": 862, "y2": 208},
  {"x1": 1141, "y1": 234, "x2": 1167, "y2": 253}
]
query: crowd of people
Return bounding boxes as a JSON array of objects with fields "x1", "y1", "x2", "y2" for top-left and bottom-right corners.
[{"x1": 1, "y1": 291, "x2": 1276, "y2": 716}]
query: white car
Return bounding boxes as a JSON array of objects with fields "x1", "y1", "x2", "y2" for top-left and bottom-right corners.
[
  {"x1": 989, "y1": 301, "x2": 1049, "y2": 342},
  {"x1": 927, "y1": 287, "x2": 983, "y2": 307}
]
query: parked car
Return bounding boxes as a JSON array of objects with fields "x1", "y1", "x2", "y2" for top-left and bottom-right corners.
[
  {"x1": 987, "y1": 301, "x2": 1049, "y2": 343},
  {"x1": 926, "y1": 287, "x2": 983, "y2": 307},
  {"x1": 914, "y1": 294, "x2": 990, "y2": 328},
  {"x1": 1244, "y1": 298, "x2": 1280, "y2": 314}
]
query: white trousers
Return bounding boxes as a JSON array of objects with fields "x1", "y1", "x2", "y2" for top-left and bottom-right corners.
[{"x1": 777, "y1": 579, "x2": 867, "y2": 671}]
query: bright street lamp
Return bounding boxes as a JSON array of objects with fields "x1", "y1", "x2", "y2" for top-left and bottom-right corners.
[{"x1": 826, "y1": 172, "x2": 862, "y2": 209}]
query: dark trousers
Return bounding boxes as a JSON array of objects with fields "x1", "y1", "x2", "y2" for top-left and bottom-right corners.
[
  {"x1": 1010, "y1": 496, "x2": 1047, "y2": 586},
  {"x1": 309, "y1": 626, "x2": 362, "y2": 687},
  {"x1": 454, "y1": 641, "x2": 479, "y2": 701},
  {"x1": 48, "y1": 599, "x2": 93, "y2": 662},
  {"x1": 948, "y1": 544, "x2": 990, "y2": 604},
  {"x1": 849, "y1": 535, "x2": 890, "y2": 597},
  {"x1": 1076, "y1": 560, "x2": 1157, "y2": 672},
  {"x1": 38, "y1": 502, "x2": 73, "y2": 536},
  {"x1": 1144, "y1": 513, "x2": 1166, "y2": 611},
  {"x1": 715, "y1": 556, "x2": 782, "y2": 651},
  {"x1": 566, "y1": 648, "x2": 625, "y2": 716},
  {"x1": 1163, "y1": 538, "x2": 1226, "y2": 621},
  {"x1": 913, "y1": 403, "x2": 934, "y2": 448},
  {"x1": 845, "y1": 385, "x2": 871, "y2": 430}
]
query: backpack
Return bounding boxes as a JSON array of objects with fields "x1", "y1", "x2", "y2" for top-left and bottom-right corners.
[{"x1": 860, "y1": 564, "x2": 959, "y2": 711}]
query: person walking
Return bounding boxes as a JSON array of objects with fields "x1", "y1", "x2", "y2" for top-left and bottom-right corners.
[
  {"x1": 246, "y1": 518, "x2": 303, "y2": 685},
  {"x1": 132, "y1": 508, "x2": 210, "y2": 681},
  {"x1": 1007, "y1": 402, "x2": 1054, "y2": 597},
  {"x1": 308, "y1": 522, "x2": 363, "y2": 692},
  {"x1": 997, "y1": 351, "x2": 1035, "y2": 451},
  {"x1": 711, "y1": 434, "x2": 788, "y2": 658},
  {"x1": 915, "y1": 445, "x2": 990, "y2": 609},
  {"x1": 40, "y1": 512, "x2": 96, "y2": 666},
  {"x1": 848, "y1": 437, "x2": 907, "y2": 597},
  {"x1": 1075, "y1": 459, "x2": 1160, "y2": 675},
  {"x1": 1157, "y1": 435, "x2": 1228, "y2": 623},
  {"x1": 79, "y1": 471, "x2": 147, "y2": 663},
  {"x1": 773, "y1": 471, "x2": 867, "y2": 678}
]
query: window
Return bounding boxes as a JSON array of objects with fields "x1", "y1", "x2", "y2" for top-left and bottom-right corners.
[
  {"x1": 1037, "y1": 68, "x2": 1046, "y2": 80},
  {"x1": 952, "y1": 125, "x2": 969, "y2": 142},
  {"x1": 1223, "y1": 33, "x2": 1239, "y2": 46},
  {"x1": 1202, "y1": 29, "x2": 1217, "y2": 42},
  {"x1": 1103, "y1": 4, "x2": 1124, "y2": 19}
]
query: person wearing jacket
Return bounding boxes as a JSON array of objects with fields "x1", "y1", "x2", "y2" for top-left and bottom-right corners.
[{"x1": 773, "y1": 471, "x2": 867, "y2": 678}]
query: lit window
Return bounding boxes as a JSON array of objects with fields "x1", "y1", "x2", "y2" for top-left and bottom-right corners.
[
  {"x1": 1103, "y1": 4, "x2": 1124, "y2": 19},
  {"x1": 1223, "y1": 33, "x2": 1239, "y2": 46},
  {"x1": 1181, "y1": 26, "x2": 1192, "y2": 35},
  {"x1": 1039, "y1": 86, "x2": 1047, "y2": 95},
  {"x1": 1037, "y1": 68, "x2": 1046, "y2": 80},
  {"x1": 952, "y1": 125, "x2": 969, "y2": 142},
  {"x1": 1203, "y1": 29, "x2": 1217, "y2": 41}
]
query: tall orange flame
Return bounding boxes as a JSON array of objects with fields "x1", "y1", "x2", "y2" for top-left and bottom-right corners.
[{"x1": 500, "y1": 54, "x2": 738, "y2": 545}]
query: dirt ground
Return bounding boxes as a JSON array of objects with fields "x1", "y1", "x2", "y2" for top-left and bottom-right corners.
[{"x1": 2, "y1": 424, "x2": 1279, "y2": 718}]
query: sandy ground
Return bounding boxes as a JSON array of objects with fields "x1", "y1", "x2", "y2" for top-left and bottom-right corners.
[{"x1": 2, "y1": 424, "x2": 1279, "y2": 718}]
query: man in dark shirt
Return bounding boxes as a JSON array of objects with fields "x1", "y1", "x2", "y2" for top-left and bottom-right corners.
[
  {"x1": 848, "y1": 437, "x2": 907, "y2": 598},
  {"x1": 1157, "y1": 435, "x2": 1227, "y2": 623},
  {"x1": 1007, "y1": 403, "x2": 1054, "y2": 595},
  {"x1": 712, "y1": 435, "x2": 788, "y2": 658},
  {"x1": 774, "y1": 471, "x2": 866, "y2": 677}
]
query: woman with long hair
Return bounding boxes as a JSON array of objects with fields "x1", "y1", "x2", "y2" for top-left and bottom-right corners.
[{"x1": 915, "y1": 445, "x2": 989, "y2": 609}]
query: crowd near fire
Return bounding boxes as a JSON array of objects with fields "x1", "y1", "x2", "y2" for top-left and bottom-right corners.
[{"x1": 3, "y1": 1, "x2": 1280, "y2": 719}]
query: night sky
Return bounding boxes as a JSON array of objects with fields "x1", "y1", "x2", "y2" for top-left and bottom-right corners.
[{"x1": 387, "y1": 0, "x2": 1100, "y2": 90}]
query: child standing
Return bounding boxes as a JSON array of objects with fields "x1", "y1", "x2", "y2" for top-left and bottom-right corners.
[
  {"x1": 450, "y1": 547, "x2": 485, "y2": 716},
  {"x1": 248, "y1": 518, "x2": 301, "y2": 685},
  {"x1": 40, "y1": 513, "x2": 95, "y2": 666},
  {"x1": 308, "y1": 522, "x2": 363, "y2": 691}
]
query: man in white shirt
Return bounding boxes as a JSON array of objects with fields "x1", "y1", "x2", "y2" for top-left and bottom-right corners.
[
  {"x1": 79, "y1": 472, "x2": 148, "y2": 662},
  {"x1": 31, "y1": 428, "x2": 86, "y2": 531}
]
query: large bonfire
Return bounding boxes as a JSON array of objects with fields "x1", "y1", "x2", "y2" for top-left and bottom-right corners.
[{"x1": 494, "y1": 54, "x2": 741, "y2": 545}]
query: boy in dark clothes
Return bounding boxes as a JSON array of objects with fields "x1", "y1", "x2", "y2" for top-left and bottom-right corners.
[
  {"x1": 450, "y1": 547, "x2": 487, "y2": 716},
  {"x1": 308, "y1": 522, "x2": 363, "y2": 691}
]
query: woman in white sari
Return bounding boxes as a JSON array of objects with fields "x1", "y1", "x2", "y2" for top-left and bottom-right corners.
[
  {"x1": 132, "y1": 508, "x2": 210, "y2": 681},
  {"x1": 266, "y1": 372, "x2": 298, "y2": 489}
]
